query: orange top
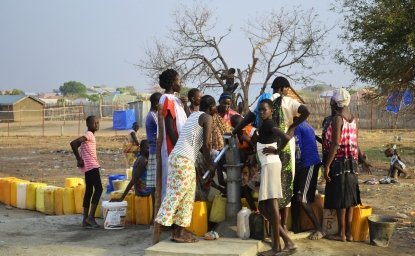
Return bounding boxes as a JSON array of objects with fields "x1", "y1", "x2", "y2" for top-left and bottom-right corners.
[{"x1": 239, "y1": 124, "x2": 255, "y2": 150}]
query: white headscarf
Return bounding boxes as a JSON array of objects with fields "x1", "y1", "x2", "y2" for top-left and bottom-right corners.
[{"x1": 332, "y1": 88, "x2": 351, "y2": 107}]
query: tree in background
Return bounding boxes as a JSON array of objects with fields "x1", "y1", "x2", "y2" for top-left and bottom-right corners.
[
  {"x1": 138, "y1": 3, "x2": 331, "y2": 113},
  {"x1": 336, "y1": 0, "x2": 415, "y2": 95},
  {"x1": 59, "y1": 81, "x2": 87, "y2": 98},
  {"x1": 87, "y1": 94, "x2": 101, "y2": 102},
  {"x1": 116, "y1": 86, "x2": 137, "y2": 95},
  {"x1": 4, "y1": 89, "x2": 25, "y2": 95}
]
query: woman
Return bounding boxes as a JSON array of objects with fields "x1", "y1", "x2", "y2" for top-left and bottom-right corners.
[
  {"x1": 217, "y1": 92, "x2": 239, "y2": 128},
  {"x1": 158, "y1": 69, "x2": 188, "y2": 200},
  {"x1": 257, "y1": 99, "x2": 296, "y2": 255},
  {"x1": 323, "y1": 88, "x2": 361, "y2": 242},
  {"x1": 187, "y1": 88, "x2": 202, "y2": 115},
  {"x1": 155, "y1": 95, "x2": 216, "y2": 243},
  {"x1": 123, "y1": 122, "x2": 140, "y2": 167}
]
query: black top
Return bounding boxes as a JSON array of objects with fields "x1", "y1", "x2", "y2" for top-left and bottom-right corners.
[{"x1": 257, "y1": 119, "x2": 278, "y2": 144}]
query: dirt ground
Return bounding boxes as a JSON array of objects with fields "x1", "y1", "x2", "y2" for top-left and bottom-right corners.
[{"x1": 0, "y1": 129, "x2": 414, "y2": 256}]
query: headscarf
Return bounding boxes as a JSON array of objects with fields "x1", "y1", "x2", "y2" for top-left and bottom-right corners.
[
  {"x1": 332, "y1": 88, "x2": 351, "y2": 108},
  {"x1": 219, "y1": 92, "x2": 232, "y2": 103}
]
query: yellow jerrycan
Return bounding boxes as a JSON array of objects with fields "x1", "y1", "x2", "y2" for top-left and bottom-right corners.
[
  {"x1": 186, "y1": 201, "x2": 208, "y2": 237},
  {"x1": 135, "y1": 195, "x2": 153, "y2": 225}
]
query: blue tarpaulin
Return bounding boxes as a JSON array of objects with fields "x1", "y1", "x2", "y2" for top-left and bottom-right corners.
[{"x1": 113, "y1": 109, "x2": 136, "y2": 130}]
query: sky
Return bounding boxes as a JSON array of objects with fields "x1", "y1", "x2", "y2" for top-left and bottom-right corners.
[{"x1": 0, "y1": 0, "x2": 353, "y2": 94}]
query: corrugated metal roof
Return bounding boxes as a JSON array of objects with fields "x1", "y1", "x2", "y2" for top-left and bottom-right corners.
[
  {"x1": 0, "y1": 95, "x2": 45, "y2": 105},
  {"x1": 0, "y1": 95, "x2": 26, "y2": 105}
]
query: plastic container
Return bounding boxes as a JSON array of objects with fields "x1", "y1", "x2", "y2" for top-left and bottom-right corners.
[
  {"x1": 368, "y1": 214, "x2": 397, "y2": 247},
  {"x1": 63, "y1": 187, "x2": 76, "y2": 214},
  {"x1": 249, "y1": 211, "x2": 265, "y2": 240},
  {"x1": 102, "y1": 200, "x2": 127, "y2": 229},
  {"x1": 1, "y1": 177, "x2": 18, "y2": 205},
  {"x1": 17, "y1": 182, "x2": 29, "y2": 209},
  {"x1": 54, "y1": 187, "x2": 65, "y2": 215},
  {"x1": 126, "y1": 167, "x2": 133, "y2": 180},
  {"x1": 237, "y1": 207, "x2": 252, "y2": 239},
  {"x1": 107, "y1": 174, "x2": 126, "y2": 193},
  {"x1": 135, "y1": 195, "x2": 153, "y2": 225},
  {"x1": 112, "y1": 180, "x2": 129, "y2": 191},
  {"x1": 36, "y1": 186, "x2": 48, "y2": 213},
  {"x1": 186, "y1": 201, "x2": 208, "y2": 237},
  {"x1": 125, "y1": 191, "x2": 135, "y2": 224},
  {"x1": 64, "y1": 177, "x2": 85, "y2": 188},
  {"x1": 299, "y1": 193, "x2": 325, "y2": 231},
  {"x1": 74, "y1": 184, "x2": 85, "y2": 214},
  {"x1": 44, "y1": 186, "x2": 56, "y2": 215},
  {"x1": 26, "y1": 183, "x2": 47, "y2": 211},
  {"x1": 10, "y1": 179, "x2": 26, "y2": 207},
  {"x1": 351, "y1": 205, "x2": 372, "y2": 241}
]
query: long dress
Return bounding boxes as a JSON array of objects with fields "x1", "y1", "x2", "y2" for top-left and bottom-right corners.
[{"x1": 159, "y1": 94, "x2": 187, "y2": 200}]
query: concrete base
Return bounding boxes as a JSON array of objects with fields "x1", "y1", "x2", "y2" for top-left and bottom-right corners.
[
  {"x1": 144, "y1": 232, "x2": 313, "y2": 256},
  {"x1": 145, "y1": 237, "x2": 262, "y2": 256}
]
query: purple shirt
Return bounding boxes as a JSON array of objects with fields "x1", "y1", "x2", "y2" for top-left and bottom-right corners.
[{"x1": 145, "y1": 111, "x2": 158, "y2": 154}]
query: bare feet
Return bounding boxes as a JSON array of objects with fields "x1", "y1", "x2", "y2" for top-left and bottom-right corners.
[
  {"x1": 326, "y1": 234, "x2": 346, "y2": 242},
  {"x1": 308, "y1": 230, "x2": 325, "y2": 240},
  {"x1": 257, "y1": 249, "x2": 289, "y2": 256}
]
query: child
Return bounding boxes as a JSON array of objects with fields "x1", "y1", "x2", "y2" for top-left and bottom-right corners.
[
  {"x1": 385, "y1": 147, "x2": 408, "y2": 179},
  {"x1": 70, "y1": 115, "x2": 103, "y2": 228},
  {"x1": 112, "y1": 140, "x2": 154, "y2": 205},
  {"x1": 256, "y1": 99, "x2": 296, "y2": 255}
]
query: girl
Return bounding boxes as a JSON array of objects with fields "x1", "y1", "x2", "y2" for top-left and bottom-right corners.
[
  {"x1": 155, "y1": 95, "x2": 216, "y2": 243},
  {"x1": 157, "y1": 69, "x2": 187, "y2": 200},
  {"x1": 70, "y1": 115, "x2": 103, "y2": 228},
  {"x1": 257, "y1": 99, "x2": 296, "y2": 255}
]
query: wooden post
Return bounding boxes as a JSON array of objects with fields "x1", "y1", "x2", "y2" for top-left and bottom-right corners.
[
  {"x1": 152, "y1": 105, "x2": 164, "y2": 244},
  {"x1": 370, "y1": 102, "x2": 373, "y2": 130},
  {"x1": 78, "y1": 106, "x2": 82, "y2": 136},
  {"x1": 7, "y1": 105, "x2": 10, "y2": 136},
  {"x1": 42, "y1": 107, "x2": 45, "y2": 137},
  {"x1": 63, "y1": 100, "x2": 66, "y2": 125}
]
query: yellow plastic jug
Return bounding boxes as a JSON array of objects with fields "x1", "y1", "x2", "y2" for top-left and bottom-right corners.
[
  {"x1": 186, "y1": 201, "x2": 208, "y2": 237},
  {"x1": 64, "y1": 177, "x2": 85, "y2": 188},
  {"x1": 125, "y1": 191, "x2": 135, "y2": 224},
  {"x1": 44, "y1": 186, "x2": 56, "y2": 215},
  {"x1": 36, "y1": 186, "x2": 47, "y2": 213},
  {"x1": 1, "y1": 177, "x2": 18, "y2": 205},
  {"x1": 74, "y1": 185, "x2": 85, "y2": 214},
  {"x1": 54, "y1": 187, "x2": 65, "y2": 215},
  {"x1": 135, "y1": 195, "x2": 153, "y2": 225},
  {"x1": 351, "y1": 205, "x2": 372, "y2": 241},
  {"x1": 63, "y1": 187, "x2": 76, "y2": 214},
  {"x1": 26, "y1": 182, "x2": 47, "y2": 211}
]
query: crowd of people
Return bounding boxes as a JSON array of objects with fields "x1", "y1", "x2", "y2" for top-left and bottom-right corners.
[{"x1": 71, "y1": 68, "x2": 366, "y2": 256}]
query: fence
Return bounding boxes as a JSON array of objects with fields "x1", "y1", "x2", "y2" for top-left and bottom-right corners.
[
  {"x1": 306, "y1": 98, "x2": 415, "y2": 130},
  {"x1": 0, "y1": 103, "x2": 145, "y2": 137},
  {"x1": 0, "y1": 98, "x2": 414, "y2": 137}
]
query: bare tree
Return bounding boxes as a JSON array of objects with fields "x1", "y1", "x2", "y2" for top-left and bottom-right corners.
[{"x1": 138, "y1": 4, "x2": 331, "y2": 113}]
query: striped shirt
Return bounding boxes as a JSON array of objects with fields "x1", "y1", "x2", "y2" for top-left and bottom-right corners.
[
  {"x1": 171, "y1": 111, "x2": 204, "y2": 163},
  {"x1": 80, "y1": 131, "x2": 100, "y2": 172}
]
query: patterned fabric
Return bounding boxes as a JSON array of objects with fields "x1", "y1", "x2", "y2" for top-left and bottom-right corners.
[
  {"x1": 155, "y1": 153, "x2": 196, "y2": 227},
  {"x1": 171, "y1": 112, "x2": 204, "y2": 163},
  {"x1": 146, "y1": 153, "x2": 156, "y2": 188},
  {"x1": 133, "y1": 155, "x2": 153, "y2": 196},
  {"x1": 220, "y1": 108, "x2": 240, "y2": 127},
  {"x1": 80, "y1": 131, "x2": 100, "y2": 173},
  {"x1": 211, "y1": 113, "x2": 231, "y2": 150},
  {"x1": 323, "y1": 117, "x2": 358, "y2": 160}
]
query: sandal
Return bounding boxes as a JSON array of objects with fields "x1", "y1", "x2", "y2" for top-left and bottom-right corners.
[{"x1": 204, "y1": 231, "x2": 219, "y2": 240}]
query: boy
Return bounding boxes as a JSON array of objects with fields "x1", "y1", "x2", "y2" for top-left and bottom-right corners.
[
  {"x1": 112, "y1": 140, "x2": 153, "y2": 203},
  {"x1": 70, "y1": 115, "x2": 103, "y2": 228},
  {"x1": 385, "y1": 147, "x2": 408, "y2": 179}
]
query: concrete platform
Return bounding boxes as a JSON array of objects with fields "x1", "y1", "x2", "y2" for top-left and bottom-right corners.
[{"x1": 144, "y1": 232, "x2": 312, "y2": 256}]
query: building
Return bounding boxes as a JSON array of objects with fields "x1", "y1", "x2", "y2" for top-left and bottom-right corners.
[{"x1": 0, "y1": 95, "x2": 45, "y2": 122}]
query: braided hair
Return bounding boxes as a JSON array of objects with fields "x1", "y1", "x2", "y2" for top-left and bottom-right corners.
[{"x1": 159, "y1": 69, "x2": 179, "y2": 90}]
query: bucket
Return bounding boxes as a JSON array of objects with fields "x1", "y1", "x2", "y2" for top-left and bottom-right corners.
[
  {"x1": 107, "y1": 175, "x2": 126, "y2": 193},
  {"x1": 368, "y1": 214, "x2": 397, "y2": 247},
  {"x1": 102, "y1": 200, "x2": 127, "y2": 229}
]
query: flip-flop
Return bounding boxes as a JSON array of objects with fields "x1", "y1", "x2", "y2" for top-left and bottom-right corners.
[
  {"x1": 308, "y1": 231, "x2": 325, "y2": 240},
  {"x1": 283, "y1": 247, "x2": 298, "y2": 255},
  {"x1": 326, "y1": 234, "x2": 346, "y2": 242},
  {"x1": 172, "y1": 236, "x2": 199, "y2": 243}
]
